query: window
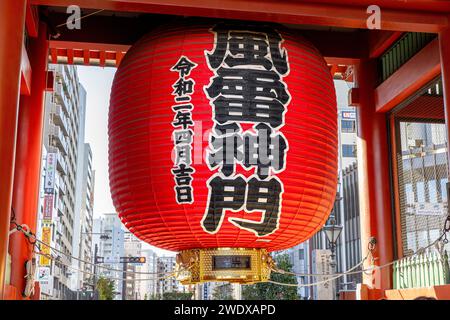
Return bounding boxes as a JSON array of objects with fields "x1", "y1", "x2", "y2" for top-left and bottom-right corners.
[
  {"x1": 341, "y1": 120, "x2": 356, "y2": 133},
  {"x1": 428, "y1": 180, "x2": 437, "y2": 203},
  {"x1": 298, "y1": 248, "x2": 304, "y2": 260},
  {"x1": 440, "y1": 178, "x2": 448, "y2": 201},
  {"x1": 416, "y1": 182, "x2": 425, "y2": 203},
  {"x1": 342, "y1": 144, "x2": 356, "y2": 158},
  {"x1": 405, "y1": 183, "x2": 414, "y2": 204}
]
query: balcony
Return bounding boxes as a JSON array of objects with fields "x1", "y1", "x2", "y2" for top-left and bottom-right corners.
[
  {"x1": 57, "y1": 199, "x2": 66, "y2": 217},
  {"x1": 55, "y1": 82, "x2": 71, "y2": 116},
  {"x1": 392, "y1": 251, "x2": 450, "y2": 291},
  {"x1": 57, "y1": 177, "x2": 67, "y2": 196},
  {"x1": 50, "y1": 125, "x2": 68, "y2": 155},
  {"x1": 50, "y1": 103, "x2": 69, "y2": 136},
  {"x1": 55, "y1": 151, "x2": 68, "y2": 176}
]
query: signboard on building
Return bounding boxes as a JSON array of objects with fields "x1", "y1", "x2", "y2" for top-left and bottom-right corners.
[
  {"x1": 38, "y1": 266, "x2": 51, "y2": 282},
  {"x1": 38, "y1": 266, "x2": 53, "y2": 297},
  {"x1": 313, "y1": 249, "x2": 334, "y2": 300},
  {"x1": 44, "y1": 153, "x2": 56, "y2": 194},
  {"x1": 341, "y1": 111, "x2": 356, "y2": 119},
  {"x1": 43, "y1": 194, "x2": 54, "y2": 222},
  {"x1": 415, "y1": 202, "x2": 446, "y2": 216},
  {"x1": 39, "y1": 226, "x2": 52, "y2": 267}
]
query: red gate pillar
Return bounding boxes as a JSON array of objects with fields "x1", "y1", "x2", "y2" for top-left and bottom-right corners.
[
  {"x1": 354, "y1": 59, "x2": 394, "y2": 298},
  {"x1": 0, "y1": 0, "x2": 27, "y2": 299},
  {"x1": 9, "y1": 22, "x2": 49, "y2": 299},
  {"x1": 439, "y1": 28, "x2": 450, "y2": 171}
]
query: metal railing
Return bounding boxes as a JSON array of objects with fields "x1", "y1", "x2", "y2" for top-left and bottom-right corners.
[
  {"x1": 50, "y1": 124, "x2": 68, "y2": 155},
  {"x1": 55, "y1": 150, "x2": 68, "y2": 176},
  {"x1": 50, "y1": 103, "x2": 69, "y2": 136},
  {"x1": 393, "y1": 251, "x2": 450, "y2": 289}
]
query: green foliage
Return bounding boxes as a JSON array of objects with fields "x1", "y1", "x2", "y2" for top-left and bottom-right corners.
[
  {"x1": 242, "y1": 254, "x2": 298, "y2": 300},
  {"x1": 148, "y1": 293, "x2": 161, "y2": 300},
  {"x1": 96, "y1": 276, "x2": 116, "y2": 300},
  {"x1": 212, "y1": 283, "x2": 234, "y2": 300},
  {"x1": 162, "y1": 292, "x2": 193, "y2": 300}
]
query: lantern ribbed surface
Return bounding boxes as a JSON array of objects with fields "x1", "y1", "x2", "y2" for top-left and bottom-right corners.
[{"x1": 109, "y1": 22, "x2": 338, "y2": 252}]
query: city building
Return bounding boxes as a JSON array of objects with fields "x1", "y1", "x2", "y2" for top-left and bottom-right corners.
[
  {"x1": 156, "y1": 256, "x2": 186, "y2": 297},
  {"x1": 283, "y1": 80, "x2": 360, "y2": 299},
  {"x1": 334, "y1": 79, "x2": 361, "y2": 294},
  {"x1": 37, "y1": 65, "x2": 87, "y2": 300},
  {"x1": 338, "y1": 163, "x2": 362, "y2": 293},
  {"x1": 283, "y1": 243, "x2": 310, "y2": 299},
  {"x1": 194, "y1": 282, "x2": 241, "y2": 300},
  {"x1": 139, "y1": 249, "x2": 158, "y2": 299},
  {"x1": 92, "y1": 213, "x2": 125, "y2": 300},
  {"x1": 71, "y1": 143, "x2": 95, "y2": 294},
  {"x1": 123, "y1": 232, "x2": 143, "y2": 300}
]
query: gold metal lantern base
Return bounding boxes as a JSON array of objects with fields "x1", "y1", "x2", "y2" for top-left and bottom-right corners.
[{"x1": 176, "y1": 248, "x2": 274, "y2": 285}]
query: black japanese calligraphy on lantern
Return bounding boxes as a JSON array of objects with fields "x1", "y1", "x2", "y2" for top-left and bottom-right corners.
[
  {"x1": 171, "y1": 56, "x2": 197, "y2": 78},
  {"x1": 206, "y1": 123, "x2": 243, "y2": 177},
  {"x1": 205, "y1": 68, "x2": 290, "y2": 128},
  {"x1": 206, "y1": 123, "x2": 288, "y2": 179},
  {"x1": 173, "y1": 111, "x2": 194, "y2": 129},
  {"x1": 206, "y1": 24, "x2": 289, "y2": 74},
  {"x1": 204, "y1": 23, "x2": 291, "y2": 129},
  {"x1": 242, "y1": 123, "x2": 288, "y2": 179},
  {"x1": 172, "y1": 164, "x2": 195, "y2": 203},
  {"x1": 170, "y1": 56, "x2": 197, "y2": 204},
  {"x1": 201, "y1": 174, "x2": 282, "y2": 237},
  {"x1": 202, "y1": 23, "x2": 290, "y2": 237}
]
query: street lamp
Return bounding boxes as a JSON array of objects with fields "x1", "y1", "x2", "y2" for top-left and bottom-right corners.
[{"x1": 322, "y1": 216, "x2": 343, "y2": 299}]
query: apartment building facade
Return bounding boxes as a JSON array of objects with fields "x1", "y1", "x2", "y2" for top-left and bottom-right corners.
[
  {"x1": 37, "y1": 65, "x2": 87, "y2": 300},
  {"x1": 276, "y1": 80, "x2": 359, "y2": 299},
  {"x1": 139, "y1": 249, "x2": 158, "y2": 299},
  {"x1": 71, "y1": 143, "x2": 95, "y2": 293},
  {"x1": 156, "y1": 256, "x2": 187, "y2": 297},
  {"x1": 123, "y1": 232, "x2": 143, "y2": 300},
  {"x1": 92, "y1": 213, "x2": 125, "y2": 300}
]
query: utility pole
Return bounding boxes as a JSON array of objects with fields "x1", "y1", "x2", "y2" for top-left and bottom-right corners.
[
  {"x1": 122, "y1": 260, "x2": 128, "y2": 300},
  {"x1": 93, "y1": 243, "x2": 98, "y2": 300}
]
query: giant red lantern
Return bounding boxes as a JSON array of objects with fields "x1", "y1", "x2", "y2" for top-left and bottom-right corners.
[{"x1": 109, "y1": 21, "x2": 338, "y2": 283}]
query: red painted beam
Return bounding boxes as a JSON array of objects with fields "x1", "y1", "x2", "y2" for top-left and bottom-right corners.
[
  {"x1": 83, "y1": 49, "x2": 89, "y2": 65},
  {"x1": 20, "y1": 46, "x2": 32, "y2": 96},
  {"x1": 369, "y1": 30, "x2": 403, "y2": 58},
  {"x1": 296, "y1": 0, "x2": 450, "y2": 13},
  {"x1": 0, "y1": 0, "x2": 27, "y2": 300},
  {"x1": 48, "y1": 29, "x2": 364, "y2": 66},
  {"x1": 355, "y1": 59, "x2": 394, "y2": 293},
  {"x1": 31, "y1": 0, "x2": 448, "y2": 32},
  {"x1": 375, "y1": 38, "x2": 441, "y2": 113},
  {"x1": 10, "y1": 22, "x2": 49, "y2": 300},
  {"x1": 440, "y1": 28, "x2": 450, "y2": 182},
  {"x1": 67, "y1": 48, "x2": 74, "y2": 65},
  {"x1": 25, "y1": 3, "x2": 39, "y2": 38},
  {"x1": 48, "y1": 41, "x2": 130, "y2": 67},
  {"x1": 49, "y1": 40, "x2": 130, "y2": 53},
  {"x1": 48, "y1": 40, "x2": 354, "y2": 74}
]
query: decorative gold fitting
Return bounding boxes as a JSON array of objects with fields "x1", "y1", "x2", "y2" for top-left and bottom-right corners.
[{"x1": 176, "y1": 248, "x2": 272, "y2": 285}]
